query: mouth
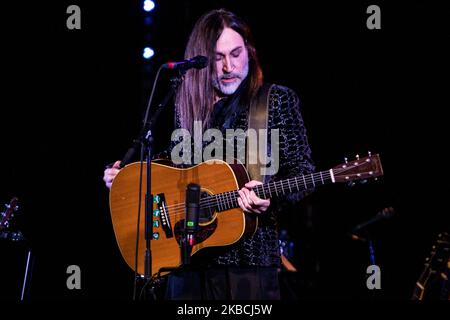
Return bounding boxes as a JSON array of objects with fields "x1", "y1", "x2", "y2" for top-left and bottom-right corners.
[{"x1": 221, "y1": 77, "x2": 237, "y2": 84}]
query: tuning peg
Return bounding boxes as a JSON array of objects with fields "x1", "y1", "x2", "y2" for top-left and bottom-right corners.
[
  {"x1": 360, "y1": 179, "x2": 368, "y2": 184},
  {"x1": 344, "y1": 157, "x2": 348, "y2": 164},
  {"x1": 368, "y1": 151, "x2": 372, "y2": 157},
  {"x1": 355, "y1": 154, "x2": 360, "y2": 160},
  {"x1": 347, "y1": 181, "x2": 356, "y2": 187}
]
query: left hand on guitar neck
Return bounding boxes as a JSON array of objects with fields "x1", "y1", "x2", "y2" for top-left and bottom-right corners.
[{"x1": 237, "y1": 180, "x2": 271, "y2": 214}]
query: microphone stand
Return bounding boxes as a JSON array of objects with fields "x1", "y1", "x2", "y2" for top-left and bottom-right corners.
[
  {"x1": 129, "y1": 71, "x2": 183, "y2": 300},
  {"x1": 367, "y1": 233, "x2": 376, "y2": 266}
]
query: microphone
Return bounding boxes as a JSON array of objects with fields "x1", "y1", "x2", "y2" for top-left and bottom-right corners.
[
  {"x1": 162, "y1": 55, "x2": 208, "y2": 72},
  {"x1": 352, "y1": 207, "x2": 395, "y2": 233},
  {"x1": 185, "y1": 183, "x2": 201, "y2": 244},
  {"x1": 181, "y1": 183, "x2": 200, "y2": 265}
]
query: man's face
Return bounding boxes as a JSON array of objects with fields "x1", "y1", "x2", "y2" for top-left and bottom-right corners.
[{"x1": 213, "y1": 27, "x2": 249, "y2": 96}]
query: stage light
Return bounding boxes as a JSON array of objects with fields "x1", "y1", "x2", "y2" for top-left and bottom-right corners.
[
  {"x1": 143, "y1": 47, "x2": 155, "y2": 59},
  {"x1": 143, "y1": 0, "x2": 155, "y2": 12}
]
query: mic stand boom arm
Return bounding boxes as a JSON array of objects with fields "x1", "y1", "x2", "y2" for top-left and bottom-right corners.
[{"x1": 120, "y1": 76, "x2": 182, "y2": 167}]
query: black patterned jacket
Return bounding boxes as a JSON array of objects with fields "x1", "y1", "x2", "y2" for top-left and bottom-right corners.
[{"x1": 164, "y1": 84, "x2": 315, "y2": 267}]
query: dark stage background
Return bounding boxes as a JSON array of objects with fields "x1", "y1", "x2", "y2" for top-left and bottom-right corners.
[{"x1": 1, "y1": 1, "x2": 448, "y2": 300}]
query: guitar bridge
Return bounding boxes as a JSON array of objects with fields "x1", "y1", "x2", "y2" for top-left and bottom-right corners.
[{"x1": 153, "y1": 193, "x2": 173, "y2": 239}]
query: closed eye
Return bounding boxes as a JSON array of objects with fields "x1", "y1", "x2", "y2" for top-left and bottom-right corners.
[
  {"x1": 215, "y1": 46, "x2": 244, "y2": 61},
  {"x1": 230, "y1": 47, "x2": 242, "y2": 58}
]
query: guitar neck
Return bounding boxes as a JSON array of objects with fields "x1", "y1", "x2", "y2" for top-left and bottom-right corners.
[{"x1": 208, "y1": 169, "x2": 334, "y2": 212}]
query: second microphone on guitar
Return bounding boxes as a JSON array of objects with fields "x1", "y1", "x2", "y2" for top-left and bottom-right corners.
[{"x1": 185, "y1": 183, "x2": 201, "y2": 245}]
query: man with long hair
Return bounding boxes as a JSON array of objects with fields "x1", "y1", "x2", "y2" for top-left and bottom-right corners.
[{"x1": 104, "y1": 9, "x2": 314, "y2": 300}]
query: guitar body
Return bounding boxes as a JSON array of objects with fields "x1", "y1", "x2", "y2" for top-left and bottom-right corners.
[{"x1": 109, "y1": 159, "x2": 255, "y2": 275}]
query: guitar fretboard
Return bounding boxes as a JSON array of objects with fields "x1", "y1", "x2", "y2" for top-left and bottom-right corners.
[{"x1": 203, "y1": 170, "x2": 334, "y2": 212}]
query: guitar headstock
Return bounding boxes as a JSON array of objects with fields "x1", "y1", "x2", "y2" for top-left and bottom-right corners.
[
  {"x1": 412, "y1": 232, "x2": 450, "y2": 300},
  {"x1": 0, "y1": 197, "x2": 19, "y2": 231},
  {"x1": 332, "y1": 153, "x2": 383, "y2": 183}
]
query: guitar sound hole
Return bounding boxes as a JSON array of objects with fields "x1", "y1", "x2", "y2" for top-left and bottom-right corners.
[
  {"x1": 173, "y1": 219, "x2": 217, "y2": 246},
  {"x1": 172, "y1": 191, "x2": 218, "y2": 246},
  {"x1": 199, "y1": 191, "x2": 215, "y2": 224}
]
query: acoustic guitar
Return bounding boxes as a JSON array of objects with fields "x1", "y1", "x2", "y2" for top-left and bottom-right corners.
[
  {"x1": 0, "y1": 197, "x2": 19, "y2": 231},
  {"x1": 110, "y1": 153, "x2": 383, "y2": 275},
  {"x1": 411, "y1": 232, "x2": 450, "y2": 300},
  {"x1": 0, "y1": 197, "x2": 23, "y2": 241}
]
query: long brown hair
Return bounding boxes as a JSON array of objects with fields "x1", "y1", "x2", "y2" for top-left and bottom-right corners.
[{"x1": 175, "y1": 9, "x2": 263, "y2": 133}]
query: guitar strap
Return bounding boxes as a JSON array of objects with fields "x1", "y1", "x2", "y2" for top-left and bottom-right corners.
[{"x1": 246, "y1": 83, "x2": 274, "y2": 183}]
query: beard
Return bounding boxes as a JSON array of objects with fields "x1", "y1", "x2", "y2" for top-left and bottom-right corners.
[{"x1": 213, "y1": 63, "x2": 249, "y2": 96}]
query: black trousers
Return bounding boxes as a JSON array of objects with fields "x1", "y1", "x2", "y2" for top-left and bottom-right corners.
[{"x1": 164, "y1": 266, "x2": 281, "y2": 300}]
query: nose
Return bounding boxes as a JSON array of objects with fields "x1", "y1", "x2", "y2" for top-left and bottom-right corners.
[{"x1": 222, "y1": 56, "x2": 234, "y2": 73}]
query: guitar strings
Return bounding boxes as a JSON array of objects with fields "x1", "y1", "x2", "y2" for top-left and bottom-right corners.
[
  {"x1": 150, "y1": 170, "x2": 336, "y2": 220},
  {"x1": 163, "y1": 166, "x2": 347, "y2": 212},
  {"x1": 155, "y1": 166, "x2": 359, "y2": 220},
  {"x1": 145, "y1": 163, "x2": 372, "y2": 221},
  {"x1": 162, "y1": 170, "x2": 331, "y2": 211}
]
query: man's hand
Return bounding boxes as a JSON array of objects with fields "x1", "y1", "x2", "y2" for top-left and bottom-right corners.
[
  {"x1": 103, "y1": 160, "x2": 121, "y2": 189},
  {"x1": 237, "y1": 180, "x2": 271, "y2": 214}
]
